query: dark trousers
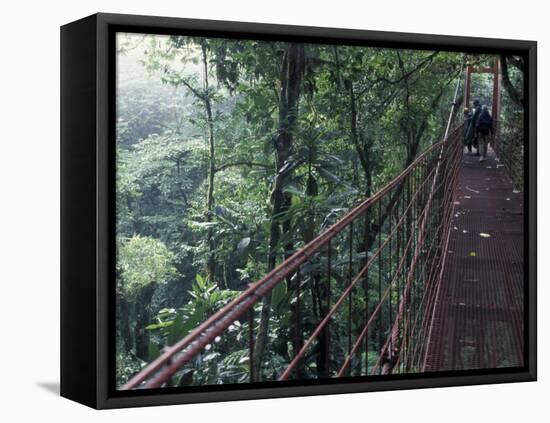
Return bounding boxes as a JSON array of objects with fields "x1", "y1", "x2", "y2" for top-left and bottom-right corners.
[
  {"x1": 466, "y1": 137, "x2": 478, "y2": 153},
  {"x1": 478, "y1": 131, "x2": 490, "y2": 158}
]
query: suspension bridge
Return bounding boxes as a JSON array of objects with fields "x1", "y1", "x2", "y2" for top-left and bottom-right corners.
[{"x1": 122, "y1": 63, "x2": 524, "y2": 390}]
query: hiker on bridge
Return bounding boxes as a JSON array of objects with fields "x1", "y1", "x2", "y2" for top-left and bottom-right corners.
[
  {"x1": 463, "y1": 107, "x2": 474, "y2": 153},
  {"x1": 476, "y1": 104, "x2": 494, "y2": 162},
  {"x1": 464, "y1": 99, "x2": 481, "y2": 155}
]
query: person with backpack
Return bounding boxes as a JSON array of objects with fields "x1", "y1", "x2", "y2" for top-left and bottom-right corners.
[
  {"x1": 463, "y1": 107, "x2": 475, "y2": 154},
  {"x1": 465, "y1": 99, "x2": 481, "y2": 155},
  {"x1": 475, "y1": 104, "x2": 494, "y2": 162}
]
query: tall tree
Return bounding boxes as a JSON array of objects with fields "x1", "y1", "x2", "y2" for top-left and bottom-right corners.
[
  {"x1": 252, "y1": 43, "x2": 305, "y2": 381},
  {"x1": 146, "y1": 37, "x2": 219, "y2": 283},
  {"x1": 500, "y1": 55, "x2": 525, "y2": 109},
  {"x1": 117, "y1": 235, "x2": 176, "y2": 361},
  {"x1": 200, "y1": 40, "x2": 218, "y2": 283}
]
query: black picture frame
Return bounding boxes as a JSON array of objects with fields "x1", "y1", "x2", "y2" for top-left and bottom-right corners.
[{"x1": 60, "y1": 12, "x2": 537, "y2": 409}]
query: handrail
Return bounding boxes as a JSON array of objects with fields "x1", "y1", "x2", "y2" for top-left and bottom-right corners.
[
  {"x1": 123, "y1": 76, "x2": 465, "y2": 388},
  {"x1": 123, "y1": 133, "x2": 453, "y2": 389},
  {"x1": 122, "y1": 126, "x2": 466, "y2": 389}
]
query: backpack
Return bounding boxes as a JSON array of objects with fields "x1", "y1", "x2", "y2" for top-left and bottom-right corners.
[{"x1": 477, "y1": 111, "x2": 493, "y2": 134}]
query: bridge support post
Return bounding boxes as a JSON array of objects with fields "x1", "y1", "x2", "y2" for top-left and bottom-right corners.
[
  {"x1": 492, "y1": 59, "x2": 502, "y2": 151},
  {"x1": 464, "y1": 64, "x2": 473, "y2": 109},
  {"x1": 492, "y1": 58, "x2": 501, "y2": 119}
]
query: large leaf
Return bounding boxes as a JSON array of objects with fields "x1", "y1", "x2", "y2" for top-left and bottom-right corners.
[
  {"x1": 283, "y1": 184, "x2": 305, "y2": 198},
  {"x1": 270, "y1": 282, "x2": 287, "y2": 312},
  {"x1": 148, "y1": 343, "x2": 161, "y2": 361}
]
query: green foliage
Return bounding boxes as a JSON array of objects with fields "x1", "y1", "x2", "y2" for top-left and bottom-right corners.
[
  {"x1": 146, "y1": 275, "x2": 257, "y2": 384},
  {"x1": 117, "y1": 235, "x2": 177, "y2": 300},
  {"x1": 147, "y1": 275, "x2": 238, "y2": 345},
  {"x1": 115, "y1": 341, "x2": 145, "y2": 387},
  {"x1": 114, "y1": 32, "x2": 520, "y2": 386}
]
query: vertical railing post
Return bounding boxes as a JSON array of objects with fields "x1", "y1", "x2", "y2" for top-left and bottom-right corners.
[
  {"x1": 348, "y1": 221, "x2": 354, "y2": 375},
  {"x1": 388, "y1": 192, "x2": 393, "y2": 360},
  {"x1": 295, "y1": 267, "x2": 302, "y2": 379},
  {"x1": 325, "y1": 239, "x2": 332, "y2": 378},
  {"x1": 377, "y1": 199, "x2": 383, "y2": 374},
  {"x1": 249, "y1": 308, "x2": 254, "y2": 383},
  {"x1": 363, "y1": 209, "x2": 370, "y2": 375}
]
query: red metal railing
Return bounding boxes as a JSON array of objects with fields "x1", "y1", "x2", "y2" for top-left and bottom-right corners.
[{"x1": 122, "y1": 123, "x2": 464, "y2": 389}]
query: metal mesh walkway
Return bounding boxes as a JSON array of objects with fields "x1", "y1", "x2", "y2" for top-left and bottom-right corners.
[{"x1": 424, "y1": 146, "x2": 524, "y2": 371}]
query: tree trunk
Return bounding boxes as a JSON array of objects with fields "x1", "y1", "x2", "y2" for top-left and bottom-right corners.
[
  {"x1": 201, "y1": 42, "x2": 217, "y2": 283},
  {"x1": 252, "y1": 43, "x2": 305, "y2": 381},
  {"x1": 348, "y1": 81, "x2": 369, "y2": 174},
  {"x1": 118, "y1": 295, "x2": 132, "y2": 353},
  {"x1": 135, "y1": 283, "x2": 156, "y2": 361},
  {"x1": 500, "y1": 55, "x2": 524, "y2": 109}
]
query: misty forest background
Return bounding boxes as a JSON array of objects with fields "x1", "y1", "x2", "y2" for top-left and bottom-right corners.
[{"x1": 115, "y1": 33, "x2": 524, "y2": 387}]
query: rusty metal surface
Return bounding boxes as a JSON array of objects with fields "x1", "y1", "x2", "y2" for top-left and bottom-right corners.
[
  {"x1": 122, "y1": 131, "x2": 456, "y2": 390},
  {"x1": 123, "y1": 131, "x2": 464, "y2": 389},
  {"x1": 424, "y1": 147, "x2": 524, "y2": 371}
]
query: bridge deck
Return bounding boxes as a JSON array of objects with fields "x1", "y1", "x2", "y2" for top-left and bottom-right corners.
[{"x1": 424, "y1": 147, "x2": 524, "y2": 371}]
